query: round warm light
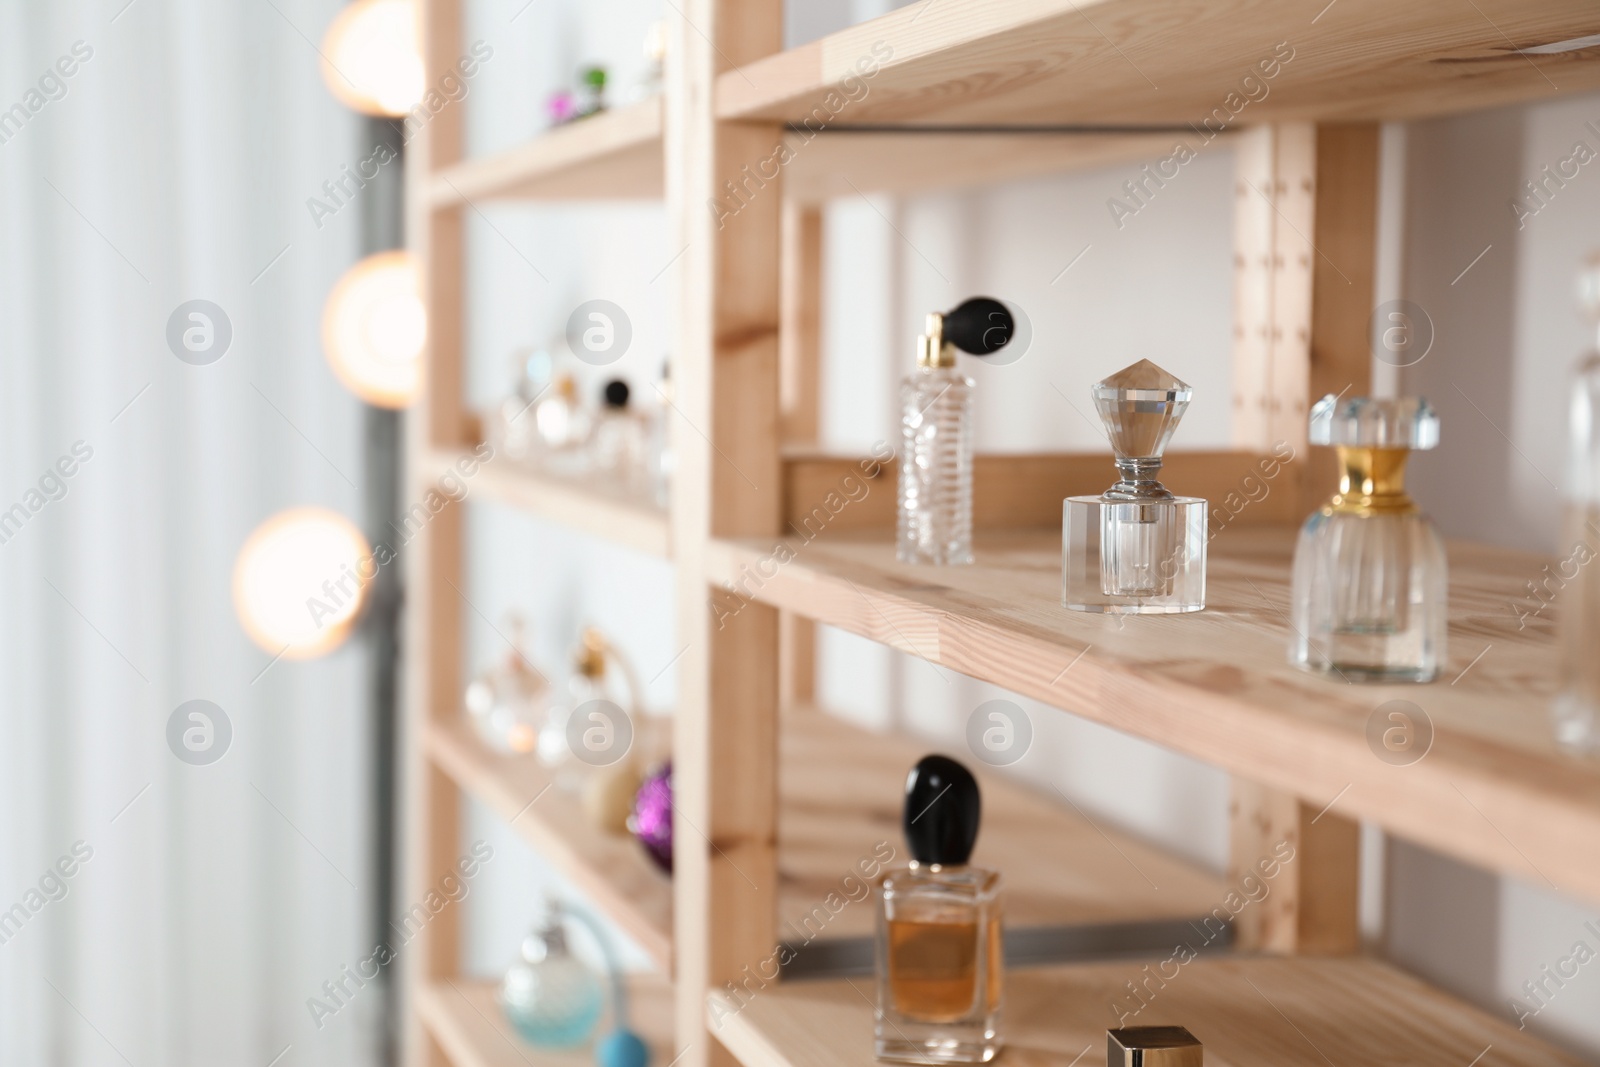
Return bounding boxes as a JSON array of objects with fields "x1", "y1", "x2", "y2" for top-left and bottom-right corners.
[
  {"x1": 233, "y1": 508, "x2": 373, "y2": 660},
  {"x1": 321, "y1": 0, "x2": 424, "y2": 117},
  {"x1": 323, "y1": 250, "x2": 425, "y2": 408}
]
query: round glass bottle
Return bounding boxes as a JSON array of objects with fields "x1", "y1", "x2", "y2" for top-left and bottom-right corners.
[{"x1": 1289, "y1": 395, "x2": 1447, "y2": 682}]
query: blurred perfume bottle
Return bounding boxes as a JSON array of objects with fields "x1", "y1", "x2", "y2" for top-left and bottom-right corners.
[
  {"x1": 1554, "y1": 253, "x2": 1600, "y2": 751},
  {"x1": 501, "y1": 900, "x2": 605, "y2": 1048},
  {"x1": 533, "y1": 370, "x2": 594, "y2": 474},
  {"x1": 645, "y1": 361, "x2": 673, "y2": 508},
  {"x1": 875, "y1": 755, "x2": 1002, "y2": 1064},
  {"x1": 488, "y1": 347, "x2": 555, "y2": 464},
  {"x1": 578, "y1": 65, "x2": 608, "y2": 118},
  {"x1": 629, "y1": 22, "x2": 667, "y2": 102},
  {"x1": 538, "y1": 627, "x2": 646, "y2": 771},
  {"x1": 591, "y1": 379, "x2": 649, "y2": 485},
  {"x1": 1290, "y1": 396, "x2": 1447, "y2": 682},
  {"x1": 897, "y1": 298, "x2": 1015, "y2": 565},
  {"x1": 464, "y1": 616, "x2": 552, "y2": 755}
]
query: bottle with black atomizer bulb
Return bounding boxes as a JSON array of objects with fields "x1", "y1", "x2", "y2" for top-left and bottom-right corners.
[
  {"x1": 898, "y1": 298, "x2": 1015, "y2": 565},
  {"x1": 875, "y1": 755, "x2": 1002, "y2": 1064}
]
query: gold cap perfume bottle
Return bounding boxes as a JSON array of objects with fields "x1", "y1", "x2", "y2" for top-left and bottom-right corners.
[
  {"x1": 874, "y1": 756, "x2": 1003, "y2": 1064},
  {"x1": 1108, "y1": 1026, "x2": 1203, "y2": 1067},
  {"x1": 1062, "y1": 360, "x2": 1207, "y2": 613},
  {"x1": 1289, "y1": 395, "x2": 1447, "y2": 682}
]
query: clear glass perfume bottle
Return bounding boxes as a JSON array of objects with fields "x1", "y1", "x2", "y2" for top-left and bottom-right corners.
[
  {"x1": 590, "y1": 379, "x2": 649, "y2": 485},
  {"x1": 1290, "y1": 395, "x2": 1447, "y2": 682},
  {"x1": 1062, "y1": 360, "x2": 1206, "y2": 613},
  {"x1": 1554, "y1": 254, "x2": 1600, "y2": 750},
  {"x1": 876, "y1": 756, "x2": 1002, "y2": 1065},
  {"x1": 488, "y1": 347, "x2": 554, "y2": 464},
  {"x1": 898, "y1": 298, "x2": 1015, "y2": 566},
  {"x1": 463, "y1": 616, "x2": 552, "y2": 755}
]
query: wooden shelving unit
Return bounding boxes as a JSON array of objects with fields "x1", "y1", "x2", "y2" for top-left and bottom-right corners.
[{"x1": 401, "y1": 2, "x2": 1600, "y2": 1067}]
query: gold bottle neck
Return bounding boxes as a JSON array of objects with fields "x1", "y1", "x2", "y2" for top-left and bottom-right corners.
[
  {"x1": 1329, "y1": 445, "x2": 1417, "y2": 515},
  {"x1": 917, "y1": 312, "x2": 956, "y2": 369}
]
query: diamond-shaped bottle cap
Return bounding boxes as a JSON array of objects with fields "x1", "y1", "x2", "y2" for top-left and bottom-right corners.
[
  {"x1": 1092, "y1": 359, "x2": 1193, "y2": 461},
  {"x1": 1308, "y1": 395, "x2": 1439, "y2": 449}
]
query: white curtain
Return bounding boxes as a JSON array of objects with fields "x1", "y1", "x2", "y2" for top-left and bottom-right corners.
[{"x1": 0, "y1": 2, "x2": 380, "y2": 1064}]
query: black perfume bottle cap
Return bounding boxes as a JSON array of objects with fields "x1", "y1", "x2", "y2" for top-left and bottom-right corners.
[
  {"x1": 604, "y1": 379, "x2": 630, "y2": 409},
  {"x1": 941, "y1": 297, "x2": 1014, "y2": 356},
  {"x1": 903, "y1": 755, "x2": 981, "y2": 866}
]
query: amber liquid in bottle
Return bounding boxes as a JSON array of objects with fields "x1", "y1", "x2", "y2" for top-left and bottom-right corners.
[{"x1": 876, "y1": 866, "x2": 1002, "y2": 1064}]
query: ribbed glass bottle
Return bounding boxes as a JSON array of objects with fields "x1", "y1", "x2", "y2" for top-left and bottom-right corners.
[{"x1": 898, "y1": 366, "x2": 975, "y2": 565}]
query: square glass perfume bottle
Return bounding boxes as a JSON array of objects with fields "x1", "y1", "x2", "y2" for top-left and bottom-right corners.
[
  {"x1": 875, "y1": 756, "x2": 1002, "y2": 1064},
  {"x1": 1063, "y1": 360, "x2": 1206, "y2": 613},
  {"x1": 1289, "y1": 395, "x2": 1447, "y2": 682}
]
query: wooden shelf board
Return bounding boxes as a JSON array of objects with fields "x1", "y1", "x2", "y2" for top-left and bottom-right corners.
[
  {"x1": 706, "y1": 528, "x2": 1600, "y2": 906},
  {"x1": 430, "y1": 706, "x2": 1232, "y2": 983},
  {"x1": 708, "y1": 956, "x2": 1586, "y2": 1067},
  {"x1": 778, "y1": 708, "x2": 1227, "y2": 948},
  {"x1": 428, "y1": 715, "x2": 676, "y2": 972},
  {"x1": 418, "y1": 976, "x2": 675, "y2": 1067},
  {"x1": 428, "y1": 98, "x2": 664, "y2": 206},
  {"x1": 428, "y1": 448, "x2": 671, "y2": 560},
  {"x1": 718, "y1": 0, "x2": 1600, "y2": 127}
]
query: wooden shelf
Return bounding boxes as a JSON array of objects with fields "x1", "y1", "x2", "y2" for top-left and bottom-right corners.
[
  {"x1": 428, "y1": 448, "x2": 671, "y2": 560},
  {"x1": 419, "y1": 101, "x2": 1221, "y2": 206},
  {"x1": 428, "y1": 715, "x2": 676, "y2": 972},
  {"x1": 417, "y1": 976, "x2": 675, "y2": 1067},
  {"x1": 718, "y1": 0, "x2": 1600, "y2": 127},
  {"x1": 430, "y1": 706, "x2": 1230, "y2": 980},
  {"x1": 428, "y1": 99, "x2": 664, "y2": 206},
  {"x1": 708, "y1": 956, "x2": 1586, "y2": 1067},
  {"x1": 706, "y1": 528, "x2": 1600, "y2": 906}
]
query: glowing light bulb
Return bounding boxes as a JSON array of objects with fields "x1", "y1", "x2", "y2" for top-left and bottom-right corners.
[
  {"x1": 233, "y1": 508, "x2": 373, "y2": 660},
  {"x1": 323, "y1": 250, "x2": 425, "y2": 408},
  {"x1": 321, "y1": 0, "x2": 425, "y2": 117}
]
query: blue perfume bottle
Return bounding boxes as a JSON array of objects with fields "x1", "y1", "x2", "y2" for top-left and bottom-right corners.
[{"x1": 501, "y1": 902, "x2": 605, "y2": 1048}]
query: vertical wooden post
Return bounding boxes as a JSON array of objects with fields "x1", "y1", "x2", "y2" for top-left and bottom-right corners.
[
  {"x1": 778, "y1": 201, "x2": 824, "y2": 710},
  {"x1": 402, "y1": 2, "x2": 466, "y2": 1065},
  {"x1": 1227, "y1": 123, "x2": 1378, "y2": 956},
  {"x1": 667, "y1": 3, "x2": 784, "y2": 1066}
]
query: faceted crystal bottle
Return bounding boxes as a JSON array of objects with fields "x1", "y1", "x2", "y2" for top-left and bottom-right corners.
[
  {"x1": 898, "y1": 298, "x2": 1015, "y2": 565},
  {"x1": 1554, "y1": 254, "x2": 1600, "y2": 750},
  {"x1": 1289, "y1": 395, "x2": 1447, "y2": 682},
  {"x1": 876, "y1": 755, "x2": 1002, "y2": 1065},
  {"x1": 1062, "y1": 360, "x2": 1207, "y2": 613}
]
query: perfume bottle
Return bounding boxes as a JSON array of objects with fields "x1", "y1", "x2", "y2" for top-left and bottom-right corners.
[
  {"x1": 1289, "y1": 395, "x2": 1447, "y2": 682},
  {"x1": 897, "y1": 298, "x2": 1015, "y2": 565},
  {"x1": 591, "y1": 379, "x2": 648, "y2": 483},
  {"x1": 488, "y1": 347, "x2": 554, "y2": 464},
  {"x1": 464, "y1": 617, "x2": 552, "y2": 755},
  {"x1": 1062, "y1": 361, "x2": 1207, "y2": 613},
  {"x1": 1108, "y1": 1027, "x2": 1203, "y2": 1067},
  {"x1": 875, "y1": 756, "x2": 1002, "y2": 1065},
  {"x1": 501, "y1": 901, "x2": 606, "y2": 1047},
  {"x1": 538, "y1": 628, "x2": 645, "y2": 770},
  {"x1": 533, "y1": 371, "x2": 593, "y2": 474},
  {"x1": 1554, "y1": 254, "x2": 1600, "y2": 750}
]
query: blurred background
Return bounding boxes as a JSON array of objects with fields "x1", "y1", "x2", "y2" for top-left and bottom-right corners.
[{"x1": 2, "y1": 0, "x2": 1598, "y2": 1064}]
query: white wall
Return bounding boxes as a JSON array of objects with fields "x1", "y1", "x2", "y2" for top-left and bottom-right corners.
[{"x1": 459, "y1": 1, "x2": 1600, "y2": 1057}]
